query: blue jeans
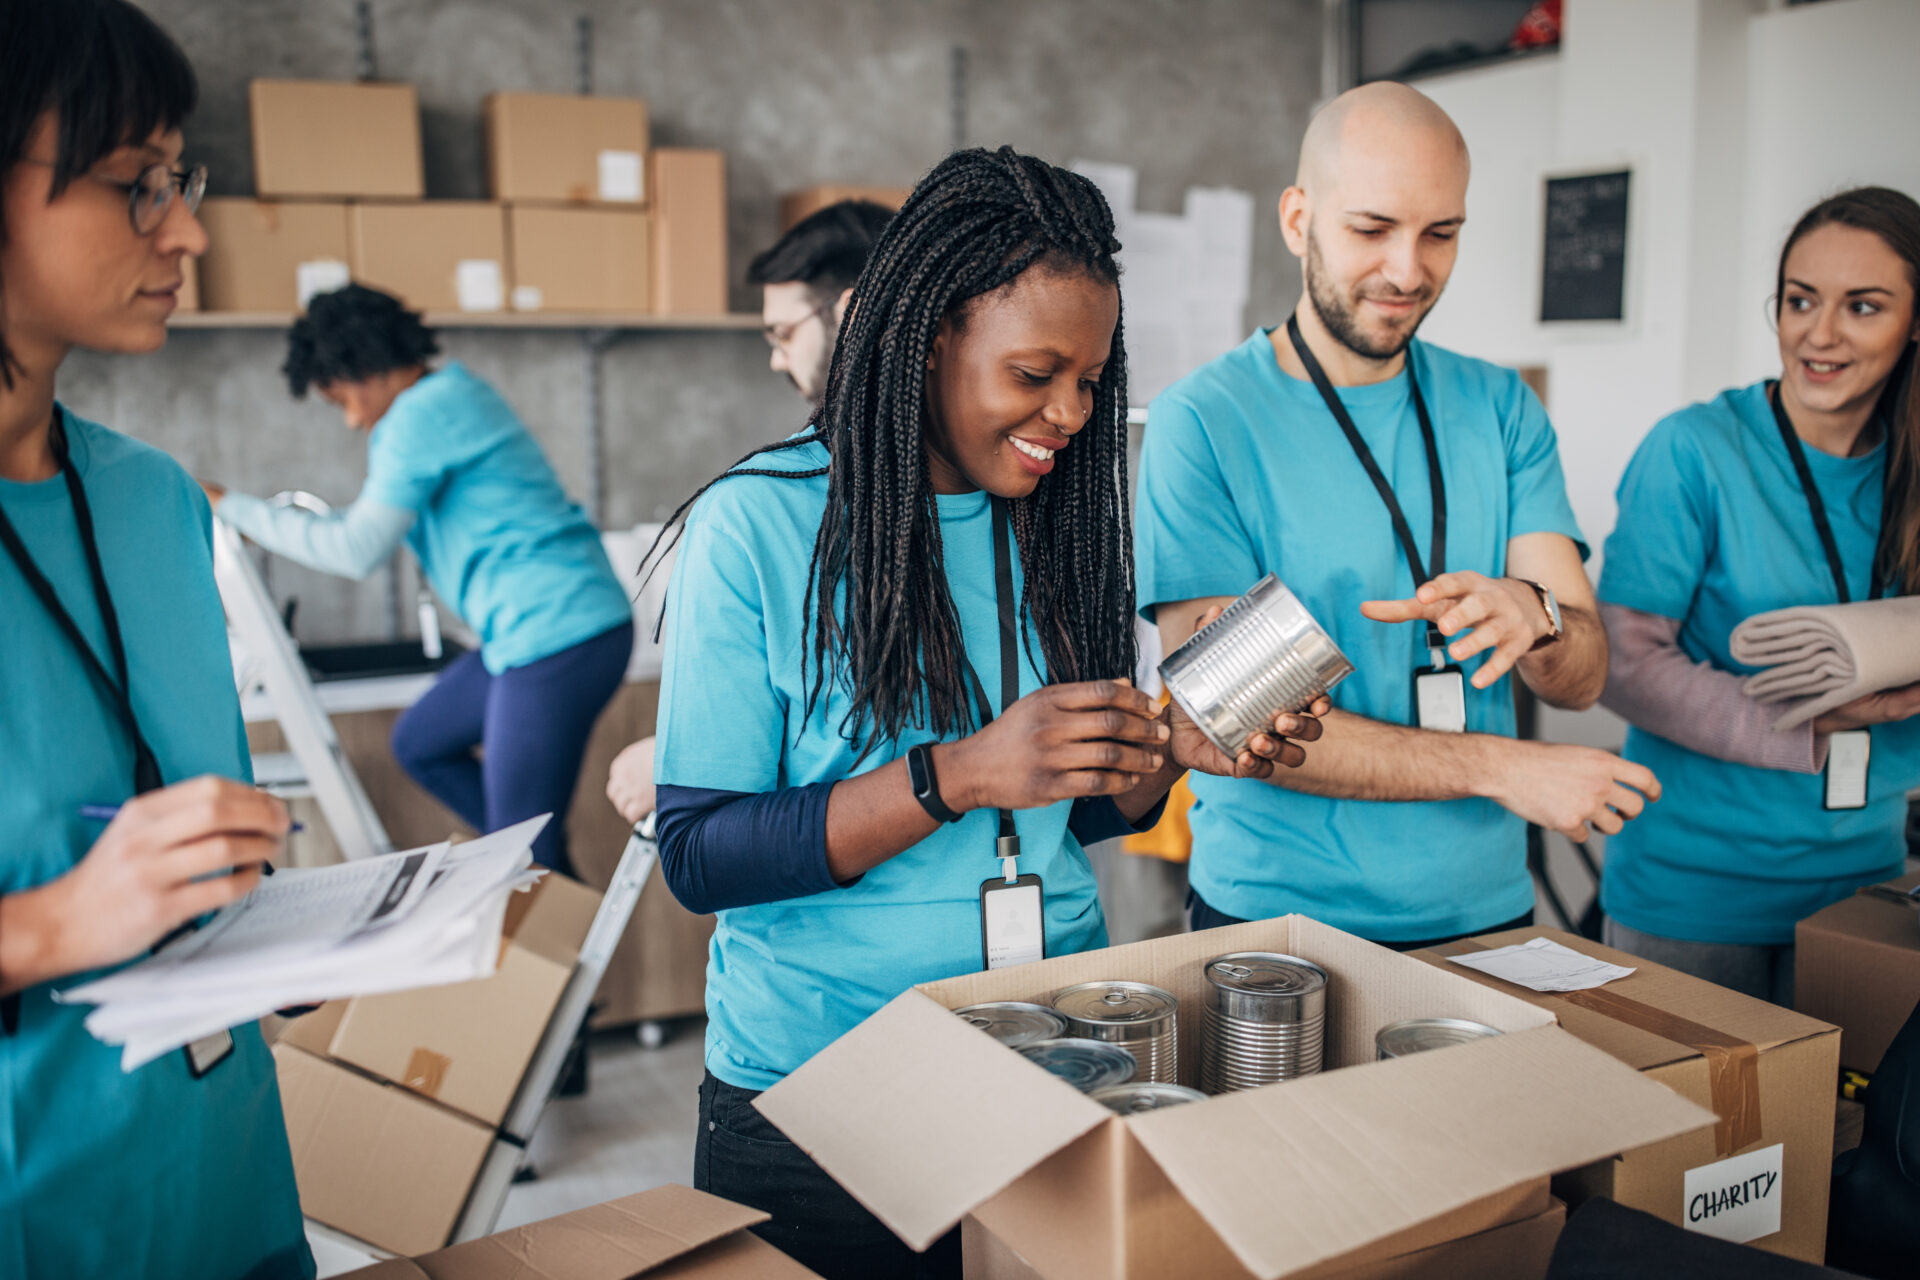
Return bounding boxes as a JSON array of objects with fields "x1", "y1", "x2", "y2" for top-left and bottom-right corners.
[
  {"x1": 695, "y1": 1071, "x2": 961, "y2": 1280},
  {"x1": 391, "y1": 622, "x2": 632, "y2": 876}
]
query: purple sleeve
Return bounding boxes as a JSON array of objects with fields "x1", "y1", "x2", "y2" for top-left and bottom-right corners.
[
  {"x1": 1598, "y1": 603, "x2": 1824, "y2": 773},
  {"x1": 654, "y1": 781, "x2": 846, "y2": 914}
]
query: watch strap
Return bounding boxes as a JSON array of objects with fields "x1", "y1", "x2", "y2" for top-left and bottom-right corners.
[
  {"x1": 1516, "y1": 578, "x2": 1563, "y2": 650},
  {"x1": 908, "y1": 743, "x2": 966, "y2": 824}
]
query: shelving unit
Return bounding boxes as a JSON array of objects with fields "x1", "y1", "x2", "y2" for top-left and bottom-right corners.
[{"x1": 171, "y1": 311, "x2": 763, "y2": 331}]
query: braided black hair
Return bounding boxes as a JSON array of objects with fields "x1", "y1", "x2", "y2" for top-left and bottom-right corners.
[{"x1": 647, "y1": 145, "x2": 1134, "y2": 758}]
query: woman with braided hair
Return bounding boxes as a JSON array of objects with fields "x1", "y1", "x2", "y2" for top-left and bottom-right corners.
[{"x1": 650, "y1": 146, "x2": 1326, "y2": 1278}]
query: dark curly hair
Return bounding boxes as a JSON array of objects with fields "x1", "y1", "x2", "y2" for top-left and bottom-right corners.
[
  {"x1": 648, "y1": 145, "x2": 1134, "y2": 759},
  {"x1": 282, "y1": 283, "x2": 440, "y2": 397}
]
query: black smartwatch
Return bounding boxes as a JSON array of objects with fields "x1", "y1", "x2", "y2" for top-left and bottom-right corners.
[{"x1": 907, "y1": 743, "x2": 966, "y2": 823}]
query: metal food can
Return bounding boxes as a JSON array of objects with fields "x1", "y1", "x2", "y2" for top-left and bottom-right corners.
[
  {"x1": 1051, "y1": 981, "x2": 1181, "y2": 1085},
  {"x1": 1017, "y1": 1038, "x2": 1138, "y2": 1092},
  {"x1": 1158, "y1": 575, "x2": 1354, "y2": 759},
  {"x1": 1089, "y1": 1082, "x2": 1209, "y2": 1114},
  {"x1": 1198, "y1": 952, "x2": 1328, "y2": 1095},
  {"x1": 954, "y1": 1001, "x2": 1068, "y2": 1049},
  {"x1": 1375, "y1": 1017, "x2": 1502, "y2": 1060}
]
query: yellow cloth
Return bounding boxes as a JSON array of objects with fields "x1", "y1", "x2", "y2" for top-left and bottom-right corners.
[{"x1": 1124, "y1": 771, "x2": 1194, "y2": 863}]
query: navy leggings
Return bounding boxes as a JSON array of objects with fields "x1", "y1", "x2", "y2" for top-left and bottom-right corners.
[{"x1": 391, "y1": 622, "x2": 633, "y2": 876}]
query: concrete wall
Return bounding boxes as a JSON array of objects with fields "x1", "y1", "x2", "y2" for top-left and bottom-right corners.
[{"x1": 55, "y1": 0, "x2": 1321, "y2": 644}]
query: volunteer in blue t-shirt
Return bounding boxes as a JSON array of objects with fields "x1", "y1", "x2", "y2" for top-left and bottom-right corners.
[
  {"x1": 652, "y1": 148, "x2": 1324, "y2": 1280},
  {"x1": 209, "y1": 285, "x2": 634, "y2": 876},
  {"x1": 1597, "y1": 187, "x2": 1920, "y2": 1003},
  {"x1": 1137, "y1": 82, "x2": 1661, "y2": 947},
  {"x1": 0, "y1": 4, "x2": 310, "y2": 1275}
]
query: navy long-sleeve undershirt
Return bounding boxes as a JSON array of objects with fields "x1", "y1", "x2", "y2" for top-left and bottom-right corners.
[{"x1": 654, "y1": 781, "x2": 1168, "y2": 915}]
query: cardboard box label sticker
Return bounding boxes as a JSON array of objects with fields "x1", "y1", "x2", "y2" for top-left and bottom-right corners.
[
  {"x1": 511, "y1": 285, "x2": 544, "y2": 312},
  {"x1": 598, "y1": 150, "x2": 644, "y2": 202},
  {"x1": 296, "y1": 258, "x2": 351, "y2": 308},
  {"x1": 455, "y1": 260, "x2": 505, "y2": 312},
  {"x1": 1683, "y1": 1142, "x2": 1783, "y2": 1245}
]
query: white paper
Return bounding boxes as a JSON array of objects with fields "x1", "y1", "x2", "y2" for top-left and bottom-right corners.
[
  {"x1": 1684, "y1": 1143, "x2": 1784, "y2": 1244},
  {"x1": 454, "y1": 259, "x2": 505, "y2": 312},
  {"x1": 597, "y1": 149, "x2": 644, "y2": 202},
  {"x1": 511, "y1": 284, "x2": 544, "y2": 312},
  {"x1": 1446, "y1": 936, "x2": 1636, "y2": 992},
  {"x1": 295, "y1": 258, "x2": 351, "y2": 309},
  {"x1": 59, "y1": 815, "x2": 550, "y2": 1070}
]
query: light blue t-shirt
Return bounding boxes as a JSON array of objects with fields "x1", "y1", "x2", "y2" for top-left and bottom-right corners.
[
  {"x1": 0, "y1": 413, "x2": 311, "y2": 1279},
  {"x1": 1598, "y1": 381, "x2": 1919, "y2": 945},
  {"x1": 361, "y1": 363, "x2": 631, "y2": 673},
  {"x1": 1135, "y1": 330, "x2": 1587, "y2": 941},
  {"x1": 655, "y1": 440, "x2": 1107, "y2": 1091}
]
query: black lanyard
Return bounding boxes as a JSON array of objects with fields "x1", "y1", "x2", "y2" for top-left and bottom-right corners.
[
  {"x1": 1286, "y1": 315, "x2": 1448, "y2": 655},
  {"x1": 958, "y1": 496, "x2": 1022, "y2": 861},
  {"x1": 0, "y1": 409, "x2": 165, "y2": 795},
  {"x1": 1769, "y1": 382, "x2": 1884, "y2": 605}
]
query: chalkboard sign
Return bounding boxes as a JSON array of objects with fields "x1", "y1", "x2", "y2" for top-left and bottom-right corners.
[{"x1": 1540, "y1": 170, "x2": 1630, "y2": 322}]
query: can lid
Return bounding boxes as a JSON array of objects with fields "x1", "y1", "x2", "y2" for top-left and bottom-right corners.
[
  {"x1": 1089, "y1": 1082, "x2": 1209, "y2": 1114},
  {"x1": 953, "y1": 1002, "x2": 1068, "y2": 1047},
  {"x1": 1375, "y1": 1017, "x2": 1502, "y2": 1058},
  {"x1": 1204, "y1": 952, "x2": 1328, "y2": 996},
  {"x1": 1016, "y1": 1038, "x2": 1138, "y2": 1091},
  {"x1": 1052, "y1": 981, "x2": 1179, "y2": 1025}
]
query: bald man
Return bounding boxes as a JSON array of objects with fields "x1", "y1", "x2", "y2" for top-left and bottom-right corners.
[{"x1": 1135, "y1": 83, "x2": 1659, "y2": 948}]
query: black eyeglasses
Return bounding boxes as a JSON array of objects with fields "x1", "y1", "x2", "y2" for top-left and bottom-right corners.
[
  {"x1": 763, "y1": 297, "x2": 837, "y2": 350},
  {"x1": 20, "y1": 158, "x2": 208, "y2": 235}
]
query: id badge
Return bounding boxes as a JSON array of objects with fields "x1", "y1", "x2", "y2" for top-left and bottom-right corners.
[
  {"x1": 1825, "y1": 729, "x2": 1870, "y2": 811},
  {"x1": 980, "y1": 873, "x2": 1045, "y2": 971},
  {"x1": 184, "y1": 1029, "x2": 235, "y2": 1078},
  {"x1": 1413, "y1": 665, "x2": 1468, "y2": 734}
]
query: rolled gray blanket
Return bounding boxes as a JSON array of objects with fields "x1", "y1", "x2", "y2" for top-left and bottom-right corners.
[{"x1": 1730, "y1": 596, "x2": 1920, "y2": 730}]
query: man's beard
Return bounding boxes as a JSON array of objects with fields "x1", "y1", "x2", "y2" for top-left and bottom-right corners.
[
  {"x1": 794, "y1": 345, "x2": 834, "y2": 411},
  {"x1": 1305, "y1": 230, "x2": 1435, "y2": 361}
]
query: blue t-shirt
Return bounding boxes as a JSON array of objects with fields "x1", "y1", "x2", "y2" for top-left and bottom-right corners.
[
  {"x1": 1598, "y1": 382, "x2": 1920, "y2": 945},
  {"x1": 1135, "y1": 330, "x2": 1586, "y2": 941},
  {"x1": 655, "y1": 440, "x2": 1107, "y2": 1091},
  {"x1": 362, "y1": 363, "x2": 631, "y2": 673},
  {"x1": 0, "y1": 413, "x2": 311, "y2": 1279}
]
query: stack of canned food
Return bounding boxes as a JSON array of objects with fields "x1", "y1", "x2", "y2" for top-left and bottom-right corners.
[{"x1": 954, "y1": 953, "x2": 1503, "y2": 1109}]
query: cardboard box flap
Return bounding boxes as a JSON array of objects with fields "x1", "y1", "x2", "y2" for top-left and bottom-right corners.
[
  {"x1": 1125, "y1": 1025, "x2": 1713, "y2": 1280},
  {"x1": 412, "y1": 1184, "x2": 766, "y2": 1279},
  {"x1": 754, "y1": 989, "x2": 1109, "y2": 1251},
  {"x1": 502, "y1": 870, "x2": 601, "y2": 967},
  {"x1": 340, "y1": 1263, "x2": 429, "y2": 1280}
]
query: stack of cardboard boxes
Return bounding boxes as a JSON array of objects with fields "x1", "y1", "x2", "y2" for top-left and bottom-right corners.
[
  {"x1": 193, "y1": 80, "x2": 729, "y2": 318},
  {"x1": 272, "y1": 870, "x2": 602, "y2": 1255}
]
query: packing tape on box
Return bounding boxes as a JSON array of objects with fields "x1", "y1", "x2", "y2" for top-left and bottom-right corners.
[
  {"x1": 1448, "y1": 940, "x2": 1762, "y2": 1155},
  {"x1": 403, "y1": 1047, "x2": 451, "y2": 1099}
]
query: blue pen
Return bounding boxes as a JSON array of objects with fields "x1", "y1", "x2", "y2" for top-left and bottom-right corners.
[{"x1": 80, "y1": 804, "x2": 304, "y2": 833}]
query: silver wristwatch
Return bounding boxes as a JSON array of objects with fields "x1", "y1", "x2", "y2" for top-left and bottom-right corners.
[{"x1": 1514, "y1": 578, "x2": 1563, "y2": 649}]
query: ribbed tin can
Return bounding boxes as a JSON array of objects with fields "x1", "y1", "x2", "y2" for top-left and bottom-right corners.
[
  {"x1": 1051, "y1": 981, "x2": 1180, "y2": 1085},
  {"x1": 1089, "y1": 1082, "x2": 1209, "y2": 1114},
  {"x1": 1375, "y1": 1017, "x2": 1502, "y2": 1060},
  {"x1": 1017, "y1": 1038, "x2": 1137, "y2": 1092},
  {"x1": 1159, "y1": 575, "x2": 1354, "y2": 759},
  {"x1": 1198, "y1": 952, "x2": 1328, "y2": 1094},
  {"x1": 953, "y1": 1001, "x2": 1068, "y2": 1049}
]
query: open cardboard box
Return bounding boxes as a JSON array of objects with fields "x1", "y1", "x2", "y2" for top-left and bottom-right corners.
[
  {"x1": 1417, "y1": 928, "x2": 1839, "y2": 1262},
  {"x1": 340, "y1": 1183, "x2": 822, "y2": 1279},
  {"x1": 1797, "y1": 869, "x2": 1920, "y2": 1074},
  {"x1": 757, "y1": 916, "x2": 1714, "y2": 1280}
]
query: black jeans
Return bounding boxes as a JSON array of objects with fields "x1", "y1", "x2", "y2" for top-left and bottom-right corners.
[
  {"x1": 695, "y1": 1070, "x2": 962, "y2": 1280},
  {"x1": 1186, "y1": 888, "x2": 1534, "y2": 952}
]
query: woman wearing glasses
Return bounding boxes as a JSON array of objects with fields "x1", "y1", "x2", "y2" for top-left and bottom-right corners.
[{"x1": 0, "y1": 1, "x2": 311, "y2": 1277}]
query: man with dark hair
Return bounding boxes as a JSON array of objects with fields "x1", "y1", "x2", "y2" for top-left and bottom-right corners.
[
  {"x1": 748, "y1": 199, "x2": 895, "y2": 407},
  {"x1": 605, "y1": 201, "x2": 894, "y2": 827}
]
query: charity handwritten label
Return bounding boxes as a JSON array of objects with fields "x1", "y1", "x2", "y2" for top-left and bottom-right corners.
[{"x1": 1683, "y1": 1143, "x2": 1784, "y2": 1244}]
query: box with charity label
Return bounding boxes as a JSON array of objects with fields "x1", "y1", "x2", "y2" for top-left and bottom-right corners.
[
  {"x1": 485, "y1": 92, "x2": 650, "y2": 205},
  {"x1": 348, "y1": 202, "x2": 510, "y2": 315},
  {"x1": 250, "y1": 79, "x2": 424, "y2": 200},
  {"x1": 1797, "y1": 869, "x2": 1920, "y2": 1074},
  {"x1": 339, "y1": 1183, "x2": 824, "y2": 1279},
  {"x1": 506, "y1": 206, "x2": 649, "y2": 314},
  {"x1": 755, "y1": 916, "x2": 1712, "y2": 1280},
  {"x1": 194, "y1": 198, "x2": 350, "y2": 313},
  {"x1": 1415, "y1": 927, "x2": 1840, "y2": 1263}
]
